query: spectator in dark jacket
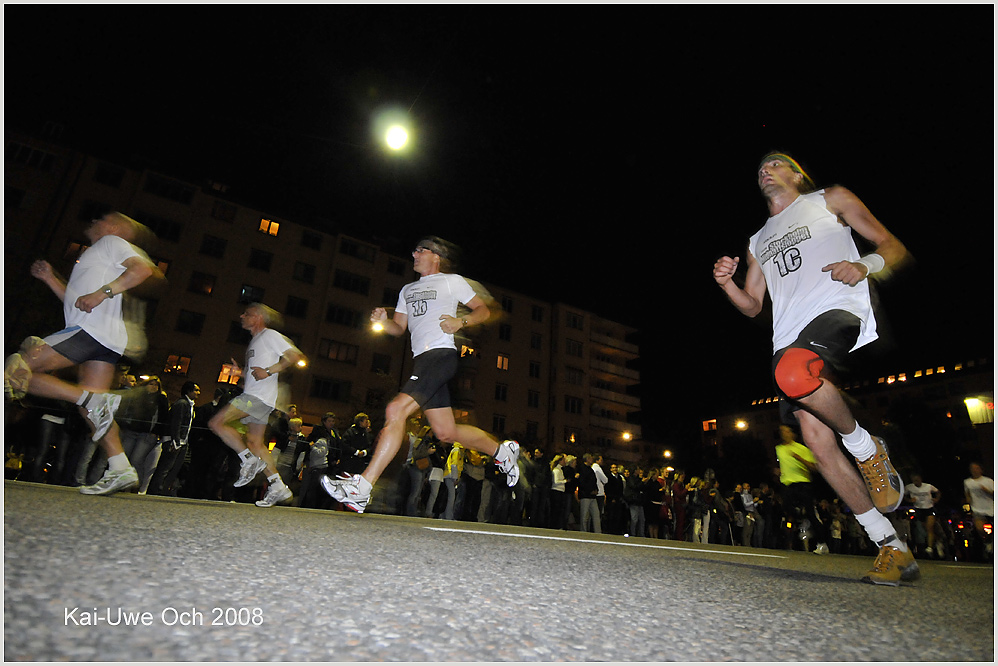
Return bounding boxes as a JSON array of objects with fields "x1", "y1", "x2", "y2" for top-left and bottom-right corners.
[
  {"x1": 578, "y1": 454, "x2": 601, "y2": 533},
  {"x1": 340, "y1": 413, "x2": 373, "y2": 475},
  {"x1": 150, "y1": 381, "x2": 200, "y2": 496},
  {"x1": 117, "y1": 375, "x2": 170, "y2": 494}
]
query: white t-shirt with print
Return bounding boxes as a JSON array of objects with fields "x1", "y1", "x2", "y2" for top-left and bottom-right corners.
[
  {"x1": 749, "y1": 190, "x2": 878, "y2": 353},
  {"x1": 396, "y1": 272, "x2": 477, "y2": 357}
]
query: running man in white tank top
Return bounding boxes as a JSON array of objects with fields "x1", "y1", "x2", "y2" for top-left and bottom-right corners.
[
  {"x1": 713, "y1": 153, "x2": 917, "y2": 586},
  {"x1": 321, "y1": 236, "x2": 521, "y2": 513}
]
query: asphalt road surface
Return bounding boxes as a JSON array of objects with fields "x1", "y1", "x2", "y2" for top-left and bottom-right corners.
[{"x1": 4, "y1": 481, "x2": 993, "y2": 662}]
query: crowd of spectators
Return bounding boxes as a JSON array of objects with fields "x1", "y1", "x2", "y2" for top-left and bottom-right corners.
[{"x1": 4, "y1": 389, "x2": 991, "y2": 562}]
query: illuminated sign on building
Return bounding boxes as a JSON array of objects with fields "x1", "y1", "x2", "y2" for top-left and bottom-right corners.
[{"x1": 964, "y1": 395, "x2": 995, "y2": 425}]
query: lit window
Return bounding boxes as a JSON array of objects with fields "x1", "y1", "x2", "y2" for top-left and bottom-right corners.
[
  {"x1": 259, "y1": 218, "x2": 280, "y2": 236},
  {"x1": 497, "y1": 353, "x2": 509, "y2": 371},
  {"x1": 218, "y1": 363, "x2": 242, "y2": 385},
  {"x1": 163, "y1": 354, "x2": 191, "y2": 376},
  {"x1": 702, "y1": 419, "x2": 717, "y2": 432}
]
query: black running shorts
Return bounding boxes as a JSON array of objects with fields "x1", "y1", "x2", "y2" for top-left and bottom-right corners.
[
  {"x1": 772, "y1": 309, "x2": 862, "y2": 424},
  {"x1": 402, "y1": 348, "x2": 458, "y2": 411}
]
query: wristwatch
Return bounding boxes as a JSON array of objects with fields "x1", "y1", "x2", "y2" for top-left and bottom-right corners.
[{"x1": 101, "y1": 285, "x2": 114, "y2": 297}]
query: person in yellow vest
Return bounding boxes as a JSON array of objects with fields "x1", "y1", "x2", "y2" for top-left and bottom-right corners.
[
  {"x1": 775, "y1": 425, "x2": 818, "y2": 552},
  {"x1": 442, "y1": 443, "x2": 464, "y2": 520}
]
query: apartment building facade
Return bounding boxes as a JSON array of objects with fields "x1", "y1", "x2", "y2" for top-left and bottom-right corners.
[{"x1": 5, "y1": 130, "x2": 642, "y2": 460}]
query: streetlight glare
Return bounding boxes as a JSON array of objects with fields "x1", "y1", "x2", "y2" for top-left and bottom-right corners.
[
  {"x1": 385, "y1": 125, "x2": 408, "y2": 150},
  {"x1": 372, "y1": 106, "x2": 413, "y2": 154}
]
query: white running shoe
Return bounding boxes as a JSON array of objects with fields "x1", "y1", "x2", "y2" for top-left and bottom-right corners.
[
  {"x1": 85, "y1": 392, "x2": 122, "y2": 442},
  {"x1": 79, "y1": 467, "x2": 139, "y2": 496},
  {"x1": 321, "y1": 473, "x2": 370, "y2": 513},
  {"x1": 255, "y1": 482, "x2": 293, "y2": 507},
  {"x1": 234, "y1": 456, "x2": 267, "y2": 487},
  {"x1": 494, "y1": 440, "x2": 520, "y2": 487}
]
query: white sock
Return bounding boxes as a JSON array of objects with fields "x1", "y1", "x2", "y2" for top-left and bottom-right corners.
[
  {"x1": 267, "y1": 473, "x2": 282, "y2": 485},
  {"x1": 107, "y1": 452, "x2": 130, "y2": 472},
  {"x1": 840, "y1": 422, "x2": 877, "y2": 461},
  {"x1": 76, "y1": 391, "x2": 91, "y2": 407},
  {"x1": 855, "y1": 508, "x2": 906, "y2": 550},
  {"x1": 357, "y1": 476, "x2": 373, "y2": 493},
  {"x1": 237, "y1": 449, "x2": 255, "y2": 463}
]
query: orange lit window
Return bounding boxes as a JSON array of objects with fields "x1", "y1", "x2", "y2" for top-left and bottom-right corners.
[
  {"x1": 163, "y1": 355, "x2": 191, "y2": 376},
  {"x1": 217, "y1": 363, "x2": 242, "y2": 385},
  {"x1": 259, "y1": 218, "x2": 280, "y2": 236}
]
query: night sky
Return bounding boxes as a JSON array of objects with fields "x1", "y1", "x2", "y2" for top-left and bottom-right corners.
[{"x1": 6, "y1": 6, "x2": 993, "y2": 442}]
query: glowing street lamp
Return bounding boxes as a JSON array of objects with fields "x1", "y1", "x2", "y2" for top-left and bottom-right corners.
[
  {"x1": 385, "y1": 125, "x2": 408, "y2": 150},
  {"x1": 372, "y1": 106, "x2": 413, "y2": 155},
  {"x1": 622, "y1": 431, "x2": 633, "y2": 442}
]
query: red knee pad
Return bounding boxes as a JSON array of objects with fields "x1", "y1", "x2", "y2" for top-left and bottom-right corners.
[{"x1": 775, "y1": 347, "x2": 825, "y2": 399}]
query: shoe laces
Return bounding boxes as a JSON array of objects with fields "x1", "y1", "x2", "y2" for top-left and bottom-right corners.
[
  {"x1": 870, "y1": 545, "x2": 898, "y2": 573},
  {"x1": 859, "y1": 453, "x2": 888, "y2": 486}
]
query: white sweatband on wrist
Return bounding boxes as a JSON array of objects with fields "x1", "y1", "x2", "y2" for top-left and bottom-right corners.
[{"x1": 856, "y1": 253, "x2": 886, "y2": 276}]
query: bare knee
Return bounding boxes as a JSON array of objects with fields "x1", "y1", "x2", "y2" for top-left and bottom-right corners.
[
  {"x1": 208, "y1": 411, "x2": 228, "y2": 436},
  {"x1": 433, "y1": 426, "x2": 459, "y2": 444},
  {"x1": 384, "y1": 395, "x2": 418, "y2": 427}
]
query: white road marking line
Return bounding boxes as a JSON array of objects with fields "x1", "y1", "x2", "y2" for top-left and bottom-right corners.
[{"x1": 425, "y1": 526, "x2": 787, "y2": 559}]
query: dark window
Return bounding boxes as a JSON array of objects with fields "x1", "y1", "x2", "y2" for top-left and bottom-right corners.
[
  {"x1": 333, "y1": 270, "x2": 370, "y2": 295},
  {"x1": 325, "y1": 304, "x2": 364, "y2": 328},
  {"x1": 199, "y1": 234, "x2": 227, "y2": 258},
  {"x1": 144, "y1": 173, "x2": 194, "y2": 204},
  {"x1": 248, "y1": 248, "x2": 273, "y2": 272},
  {"x1": 93, "y1": 162, "x2": 125, "y2": 188},
  {"x1": 301, "y1": 230, "x2": 322, "y2": 250},
  {"x1": 187, "y1": 271, "x2": 216, "y2": 296},
  {"x1": 339, "y1": 239, "x2": 376, "y2": 262},
  {"x1": 176, "y1": 310, "x2": 205, "y2": 336},
  {"x1": 292, "y1": 261, "x2": 316, "y2": 284},
  {"x1": 239, "y1": 284, "x2": 265, "y2": 304},
  {"x1": 211, "y1": 200, "x2": 237, "y2": 223},
  {"x1": 310, "y1": 376, "x2": 351, "y2": 401},
  {"x1": 139, "y1": 211, "x2": 182, "y2": 243},
  {"x1": 286, "y1": 295, "x2": 309, "y2": 319}
]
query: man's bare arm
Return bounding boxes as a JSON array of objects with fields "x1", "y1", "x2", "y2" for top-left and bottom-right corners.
[
  {"x1": 821, "y1": 185, "x2": 911, "y2": 286},
  {"x1": 713, "y1": 250, "x2": 767, "y2": 318}
]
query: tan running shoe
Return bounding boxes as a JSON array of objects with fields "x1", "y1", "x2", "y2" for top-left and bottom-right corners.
[
  {"x1": 4, "y1": 353, "x2": 31, "y2": 401},
  {"x1": 855, "y1": 436, "x2": 903, "y2": 513},
  {"x1": 862, "y1": 541, "x2": 920, "y2": 586}
]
